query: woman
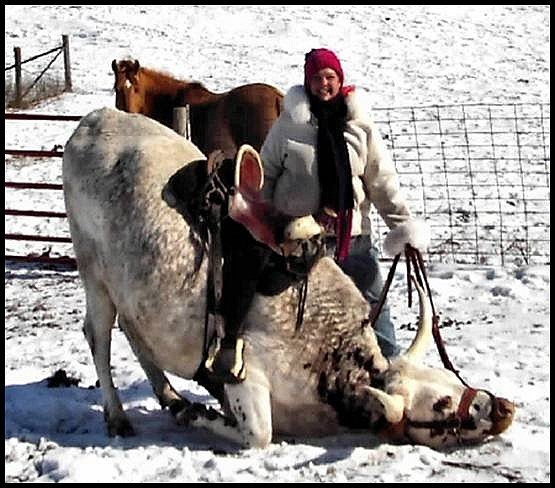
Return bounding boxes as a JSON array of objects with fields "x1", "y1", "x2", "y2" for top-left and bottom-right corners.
[{"x1": 260, "y1": 48, "x2": 430, "y2": 358}]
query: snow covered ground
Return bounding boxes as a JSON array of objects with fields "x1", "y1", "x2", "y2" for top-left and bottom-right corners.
[{"x1": 5, "y1": 5, "x2": 550, "y2": 483}]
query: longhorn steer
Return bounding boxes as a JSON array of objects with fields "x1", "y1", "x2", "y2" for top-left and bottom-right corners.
[{"x1": 63, "y1": 108, "x2": 514, "y2": 449}]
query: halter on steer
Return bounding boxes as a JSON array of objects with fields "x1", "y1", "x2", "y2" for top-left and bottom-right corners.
[
  {"x1": 399, "y1": 386, "x2": 479, "y2": 444},
  {"x1": 370, "y1": 244, "x2": 504, "y2": 439}
]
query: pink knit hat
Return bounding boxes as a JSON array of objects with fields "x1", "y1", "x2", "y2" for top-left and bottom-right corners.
[{"x1": 304, "y1": 48, "x2": 344, "y2": 89}]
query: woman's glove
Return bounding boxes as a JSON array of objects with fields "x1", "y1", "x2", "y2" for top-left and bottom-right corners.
[{"x1": 383, "y1": 219, "x2": 431, "y2": 257}]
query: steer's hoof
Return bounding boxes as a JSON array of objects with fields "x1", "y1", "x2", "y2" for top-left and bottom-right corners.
[
  {"x1": 107, "y1": 416, "x2": 135, "y2": 437},
  {"x1": 172, "y1": 403, "x2": 209, "y2": 426},
  {"x1": 167, "y1": 398, "x2": 192, "y2": 416}
]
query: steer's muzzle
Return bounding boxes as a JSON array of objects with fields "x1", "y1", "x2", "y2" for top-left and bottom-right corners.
[{"x1": 488, "y1": 396, "x2": 516, "y2": 435}]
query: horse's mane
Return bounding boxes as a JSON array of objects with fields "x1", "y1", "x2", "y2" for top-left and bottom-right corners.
[
  {"x1": 139, "y1": 67, "x2": 223, "y2": 103},
  {"x1": 138, "y1": 67, "x2": 190, "y2": 93}
]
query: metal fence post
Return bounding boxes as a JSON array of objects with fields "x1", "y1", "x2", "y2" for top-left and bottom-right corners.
[{"x1": 62, "y1": 34, "x2": 72, "y2": 92}]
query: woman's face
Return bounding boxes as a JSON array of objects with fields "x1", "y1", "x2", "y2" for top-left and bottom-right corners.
[{"x1": 308, "y1": 67, "x2": 341, "y2": 102}]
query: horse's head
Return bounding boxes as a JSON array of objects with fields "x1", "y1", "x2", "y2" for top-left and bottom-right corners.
[{"x1": 112, "y1": 58, "x2": 144, "y2": 113}]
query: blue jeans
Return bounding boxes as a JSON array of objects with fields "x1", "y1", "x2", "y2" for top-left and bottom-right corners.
[{"x1": 325, "y1": 235, "x2": 400, "y2": 358}]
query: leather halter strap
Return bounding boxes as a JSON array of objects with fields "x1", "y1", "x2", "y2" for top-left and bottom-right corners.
[
  {"x1": 401, "y1": 386, "x2": 478, "y2": 436},
  {"x1": 457, "y1": 387, "x2": 478, "y2": 422}
]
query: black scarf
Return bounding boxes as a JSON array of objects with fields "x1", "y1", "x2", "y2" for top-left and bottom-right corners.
[
  {"x1": 309, "y1": 94, "x2": 354, "y2": 213},
  {"x1": 309, "y1": 93, "x2": 354, "y2": 261}
]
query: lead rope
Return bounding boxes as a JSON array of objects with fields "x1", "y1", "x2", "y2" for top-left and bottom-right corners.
[
  {"x1": 406, "y1": 245, "x2": 499, "y2": 402},
  {"x1": 407, "y1": 246, "x2": 473, "y2": 389},
  {"x1": 368, "y1": 245, "x2": 468, "y2": 385},
  {"x1": 367, "y1": 252, "x2": 400, "y2": 330}
]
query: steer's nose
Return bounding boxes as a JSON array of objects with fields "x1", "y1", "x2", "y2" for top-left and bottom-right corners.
[{"x1": 489, "y1": 396, "x2": 516, "y2": 435}]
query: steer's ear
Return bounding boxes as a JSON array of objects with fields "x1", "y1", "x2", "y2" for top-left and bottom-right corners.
[
  {"x1": 357, "y1": 386, "x2": 405, "y2": 424},
  {"x1": 235, "y1": 144, "x2": 263, "y2": 196}
]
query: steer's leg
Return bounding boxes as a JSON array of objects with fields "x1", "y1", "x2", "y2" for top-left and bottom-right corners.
[
  {"x1": 82, "y1": 278, "x2": 134, "y2": 437},
  {"x1": 177, "y1": 380, "x2": 272, "y2": 448},
  {"x1": 118, "y1": 317, "x2": 191, "y2": 414}
]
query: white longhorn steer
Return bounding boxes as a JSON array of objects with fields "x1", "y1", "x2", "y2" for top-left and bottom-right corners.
[{"x1": 63, "y1": 108, "x2": 514, "y2": 449}]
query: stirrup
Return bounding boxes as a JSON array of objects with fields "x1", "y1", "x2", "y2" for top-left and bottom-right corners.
[{"x1": 205, "y1": 337, "x2": 247, "y2": 384}]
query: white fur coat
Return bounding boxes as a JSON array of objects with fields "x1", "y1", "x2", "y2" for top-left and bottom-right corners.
[{"x1": 260, "y1": 85, "x2": 430, "y2": 254}]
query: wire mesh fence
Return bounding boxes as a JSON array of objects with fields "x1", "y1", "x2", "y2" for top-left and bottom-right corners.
[
  {"x1": 4, "y1": 103, "x2": 551, "y2": 267},
  {"x1": 373, "y1": 102, "x2": 550, "y2": 266}
]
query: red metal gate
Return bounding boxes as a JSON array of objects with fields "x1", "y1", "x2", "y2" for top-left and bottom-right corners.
[{"x1": 5, "y1": 112, "x2": 82, "y2": 268}]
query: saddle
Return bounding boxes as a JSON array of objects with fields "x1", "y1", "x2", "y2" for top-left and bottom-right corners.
[{"x1": 164, "y1": 145, "x2": 324, "y2": 383}]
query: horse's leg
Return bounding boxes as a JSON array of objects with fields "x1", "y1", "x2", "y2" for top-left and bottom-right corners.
[
  {"x1": 118, "y1": 317, "x2": 191, "y2": 414},
  {"x1": 82, "y1": 277, "x2": 134, "y2": 437},
  {"x1": 178, "y1": 379, "x2": 272, "y2": 448}
]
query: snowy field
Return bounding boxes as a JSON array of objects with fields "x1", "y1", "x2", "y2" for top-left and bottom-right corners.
[{"x1": 5, "y1": 5, "x2": 550, "y2": 483}]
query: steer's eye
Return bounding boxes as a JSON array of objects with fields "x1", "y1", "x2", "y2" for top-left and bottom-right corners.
[{"x1": 433, "y1": 396, "x2": 452, "y2": 412}]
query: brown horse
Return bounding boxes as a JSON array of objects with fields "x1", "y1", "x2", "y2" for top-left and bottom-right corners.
[{"x1": 112, "y1": 59, "x2": 283, "y2": 156}]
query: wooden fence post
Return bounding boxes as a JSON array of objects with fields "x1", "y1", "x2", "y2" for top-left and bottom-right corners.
[
  {"x1": 173, "y1": 106, "x2": 191, "y2": 139},
  {"x1": 62, "y1": 34, "x2": 72, "y2": 92},
  {"x1": 14, "y1": 46, "x2": 22, "y2": 107}
]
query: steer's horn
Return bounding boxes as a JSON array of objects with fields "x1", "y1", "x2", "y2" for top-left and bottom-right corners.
[
  {"x1": 358, "y1": 386, "x2": 405, "y2": 424},
  {"x1": 403, "y1": 275, "x2": 433, "y2": 361}
]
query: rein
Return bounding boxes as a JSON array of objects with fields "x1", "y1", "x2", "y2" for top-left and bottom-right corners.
[
  {"x1": 370, "y1": 244, "x2": 486, "y2": 390},
  {"x1": 370, "y1": 245, "x2": 461, "y2": 380}
]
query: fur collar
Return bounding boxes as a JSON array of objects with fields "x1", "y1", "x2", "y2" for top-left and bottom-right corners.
[{"x1": 283, "y1": 85, "x2": 371, "y2": 124}]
